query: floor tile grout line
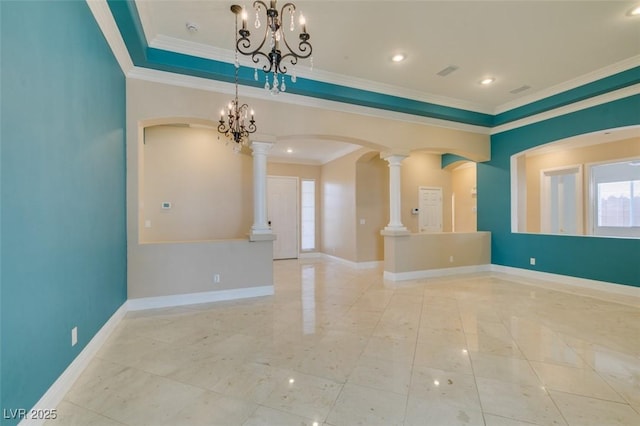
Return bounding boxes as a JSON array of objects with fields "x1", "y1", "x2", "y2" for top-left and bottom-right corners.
[
  {"x1": 401, "y1": 288, "x2": 422, "y2": 425},
  {"x1": 456, "y1": 293, "x2": 489, "y2": 426}
]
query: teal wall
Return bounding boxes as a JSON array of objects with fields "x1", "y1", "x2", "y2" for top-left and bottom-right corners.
[
  {"x1": 1, "y1": 1, "x2": 127, "y2": 423},
  {"x1": 478, "y1": 95, "x2": 640, "y2": 287}
]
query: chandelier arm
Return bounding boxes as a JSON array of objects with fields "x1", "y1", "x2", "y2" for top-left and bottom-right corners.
[
  {"x1": 275, "y1": 42, "x2": 310, "y2": 74},
  {"x1": 253, "y1": 0, "x2": 268, "y2": 14},
  {"x1": 275, "y1": 53, "x2": 296, "y2": 74},
  {"x1": 236, "y1": 1, "x2": 270, "y2": 56},
  {"x1": 250, "y1": 51, "x2": 275, "y2": 73},
  {"x1": 279, "y1": 3, "x2": 296, "y2": 19},
  {"x1": 278, "y1": 36, "x2": 312, "y2": 63},
  {"x1": 236, "y1": 32, "x2": 269, "y2": 59}
]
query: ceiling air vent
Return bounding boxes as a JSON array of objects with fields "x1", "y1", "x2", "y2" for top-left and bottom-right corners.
[
  {"x1": 436, "y1": 65, "x2": 459, "y2": 77},
  {"x1": 510, "y1": 85, "x2": 531, "y2": 94}
]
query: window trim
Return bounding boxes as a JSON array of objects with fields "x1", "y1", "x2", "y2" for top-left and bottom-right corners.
[{"x1": 586, "y1": 157, "x2": 640, "y2": 238}]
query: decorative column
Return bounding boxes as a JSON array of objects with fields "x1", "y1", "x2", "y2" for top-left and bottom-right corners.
[
  {"x1": 383, "y1": 154, "x2": 408, "y2": 233},
  {"x1": 249, "y1": 141, "x2": 274, "y2": 240}
]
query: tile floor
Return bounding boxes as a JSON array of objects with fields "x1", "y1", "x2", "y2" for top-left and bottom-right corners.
[{"x1": 48, "y1": 258, "x2": 640, "y2": 425}]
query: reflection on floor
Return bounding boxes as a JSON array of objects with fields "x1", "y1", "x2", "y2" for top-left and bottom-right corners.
[{"x1": 48, "y1": 258, "x2": 640, "y2": 425}]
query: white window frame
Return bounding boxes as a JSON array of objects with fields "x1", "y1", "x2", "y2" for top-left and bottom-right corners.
[
  {"x1": 587, "y1": 158, "x2": 640, "y2": 238},
  {"x1": 540, "y1": 164, "x2": 583, "y2": 235},
  {"x1": 300, "y1": 179, "x2": 316, "y2": 251}
]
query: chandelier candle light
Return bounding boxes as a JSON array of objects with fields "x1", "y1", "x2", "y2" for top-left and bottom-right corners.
[
  {"x1": 218, "y1": 8, "x2": 257, "y2": 149},
  {"x1": 232, "y1": 1, "x2": 312, "y2": 94}
]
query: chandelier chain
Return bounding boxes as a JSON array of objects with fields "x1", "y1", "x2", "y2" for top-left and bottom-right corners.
[{"x1": 217, "y1": 9, "x2": 257, "y2": 146}]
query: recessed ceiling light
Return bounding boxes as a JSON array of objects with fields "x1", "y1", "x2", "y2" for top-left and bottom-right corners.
[
  {"x1": 391, "y1": 53, "x2": 406, "y2": 63},
  {"x1": 286, "y1": 148, "x2": 293, "y2": 153},
  {"x1": 480, "y1": 77, "x2": 495, "y2": 85},
  {"x1": 629, "y1": 5, "x2": 640, "y2": 16}
]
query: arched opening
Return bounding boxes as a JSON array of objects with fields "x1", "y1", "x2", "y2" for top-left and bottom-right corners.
[
  {"x1": 510, "y1": 125, "x2": 639, "y2": 238},
  {"x1": 139, "y1": 119, "x2": 253, "y2": 243}
]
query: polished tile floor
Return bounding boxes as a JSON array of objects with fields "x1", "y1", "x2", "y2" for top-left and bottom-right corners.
[{"x1": 49, "y1": 258, "x2": 640, "y2": 425}]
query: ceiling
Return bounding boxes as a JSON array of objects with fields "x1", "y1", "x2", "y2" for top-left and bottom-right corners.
[{"x1": 128, "y1": 0, "x2": 640, "y2": 163}]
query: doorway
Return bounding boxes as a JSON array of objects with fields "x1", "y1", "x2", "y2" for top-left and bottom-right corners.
[
  {"x1": 418, "y1": 186, "x2": 443, "y2": 232},
  {"x1": 267, "y1": 176, "x2": 299, "y2": 259},
  {"x1": 540, "y1": 165, "x2": 583, "y2": 234}
]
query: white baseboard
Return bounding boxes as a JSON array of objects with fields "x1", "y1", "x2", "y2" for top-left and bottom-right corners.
[
  {"x1": 126, "y1": 285, "x2": 275, "y2": 311},
  {"x1": 490, "y1": 265, "x2": 640, "y2": 300},
  {"x1": 298, "y1": 252, "x2": 323, "y2": 259},
  {"x1": 355, "y1": 260, "x2": 383, "y2": 269},
  {"x1": 19, "y1": 303, "x2": 128, "y2": 426},
  {"x1": 321, "y1": 253, "x2": 383, "y2": 269},
  {"x1": 19, "y1": 284, "x2": 274, "y2": 425},
  {"x1": 383, "y1": 264, "x2": 491, "y2": 281}
]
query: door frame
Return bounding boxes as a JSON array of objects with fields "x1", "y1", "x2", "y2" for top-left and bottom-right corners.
[
  {"x1": 267, "y1": 175, "x2": 299, "y2": 259},
  {"x1": 418, "y1": 186, "x2": 443, "y2": 233},
  {"x1": 540, "y1": 164, "x2": 583, "y2": 235}
]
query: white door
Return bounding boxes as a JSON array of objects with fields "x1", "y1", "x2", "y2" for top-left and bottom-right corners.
[
  {"x1": 267, "y1": 176, "x2": 298, "y2": 259},
  {"x1": 419, "y1": 187, "x2": 443, "y2": 232}
]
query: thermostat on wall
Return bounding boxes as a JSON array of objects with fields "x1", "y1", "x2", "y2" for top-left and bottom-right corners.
[{"x1": 161, "y1": 202, "x2": 172, "y2": 209}]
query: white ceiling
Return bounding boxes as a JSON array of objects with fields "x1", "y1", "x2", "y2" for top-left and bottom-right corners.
[{"x1": 133, "y1": 0, "x2": 640, "y2": 163}]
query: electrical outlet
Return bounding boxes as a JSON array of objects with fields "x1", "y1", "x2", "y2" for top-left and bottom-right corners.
[
  {"x1": 449, "y1": 255, "x2": 454, "y2": 263},
  {"x1": 71, "y1": 327, "x2": 78, "y2": 346},
  {"x1": 530, "y1": 257, "x2": 536, "y2": 266},
  {"x1": 213, "y1": 274, "x2": 221, "y2": 283},
  {"x1": 144, "y1": 220, "x2": 151, "y2": 228}
]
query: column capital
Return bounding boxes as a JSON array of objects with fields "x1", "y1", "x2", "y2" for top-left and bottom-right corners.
[
  {"x1": 250, "y1": 141, "x2": 274, "y2": 154},
  {"x1": 381, "y1": 152, "x2": 409, "y2": 166}
]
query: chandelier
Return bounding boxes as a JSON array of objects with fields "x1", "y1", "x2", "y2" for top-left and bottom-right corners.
[
  {"x1": 232, "y1": 2, "x2": 312, "y2": 94},
  {"x1": 218, "y1": 10, "x2": 257, "y2": 150}
]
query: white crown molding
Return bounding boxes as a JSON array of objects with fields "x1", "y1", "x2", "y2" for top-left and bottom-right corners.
[
  {"x1": 93, "y1": 5, "x2": 638, "y2": 127},
  {"x1": 127, "y1": 66, "x2": 491, "y2": 134},
  {"x1": 295, "y1": 66, "x2": 492, "y2": 115},
  {"x1": 146, "y1": 36, "x2": 640, "y2": 119},
  {"x1": 494, "y1": 55, "x2": 640, "y2": 115},
  {"x1": 86, "y1": 0, "x2": 134, "y2": 75},
  {"x1": 492, "y1": 83, "x2": 640, "y2": 135},
  {"x1": 150, "y1": 34, "x2": 236, "y2": 63},
  {"x1": 149, "y1": 34, "x2": 493, "y2": 115}
]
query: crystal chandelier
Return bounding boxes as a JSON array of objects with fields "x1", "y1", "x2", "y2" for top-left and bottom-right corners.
[
  {"x1": 218, "y1": 12, "x2": 257, "y2": 150},
  {"x1": 232, "y1": 2, "x2": 312, "y2": 95}
]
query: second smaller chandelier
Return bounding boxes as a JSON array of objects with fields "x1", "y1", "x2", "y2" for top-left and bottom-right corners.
[
  {"x1": 217, "y1": 96, "x2": 256, "y2": 151},
  {"x1": 233, "y1": 1, "x2": 312, "y2": 95},
  {"x1": 218, "y1": 8, "x2": 257, "y2": 150}
]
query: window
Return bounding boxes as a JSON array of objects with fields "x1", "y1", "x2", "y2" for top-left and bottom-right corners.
[
  {"x1": 300, "y1": 180, "x2": 316, "y2": 250},
  {"x1": 590, "y1": 160, "x2": 640, "y2": 237}
]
